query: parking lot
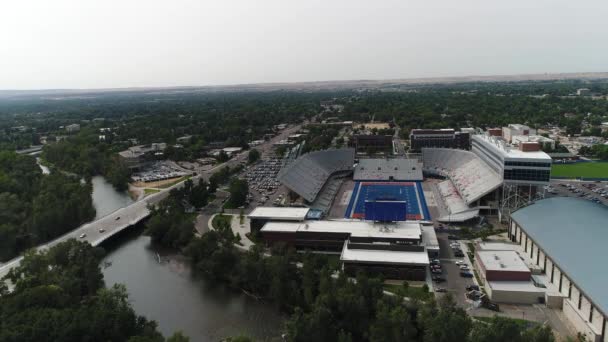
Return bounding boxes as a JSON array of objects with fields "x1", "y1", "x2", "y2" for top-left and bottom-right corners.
[
  {"x1": 433, "y1": 231, "x2": 479, "y2": 307},
  {"x1": 243, "y1": 157, "x2": 284, "y2": 206},
  {"x1": 549, "y1": 180, "x2": 608, "y2": 206},
  {"x1": 131, "y1": 161, "x2": 190, "y2": 183}
]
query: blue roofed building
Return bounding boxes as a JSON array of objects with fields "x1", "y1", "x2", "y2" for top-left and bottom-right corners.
[{"x1": 509, "y1": 197, "x2": 608, "y2": 342}]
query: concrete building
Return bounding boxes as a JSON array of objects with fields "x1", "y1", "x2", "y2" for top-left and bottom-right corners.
[
  {"x1": 256, "y1": 210, "x2": 437, "y2": 281},
  {"x1": 508, "y1": 198, "x2": 608, "y2": 342},
  {"x1": 409, "y1": 129, "x2": 470, "y2": 152},
  {"x1": 512, "y1": 135, "x2": 556, "y2": 150},
  {"x1": 248, "y1": 207, "x2": 310, "y2": 234},
  {"x1": 118, "y1": 143, "x2": 167, "y2": 170},
  {"x1": 502, "y1": 124, "x2": 537, "y2": 143},
  {"x1": 471, "y1": 134, "x2": 551, "y2": 185},
  {"x1": 65, "y1": 123, "x2": 80, "y2": 133},
  {"x1": 577, "y1": 88, "x2": 591, "y2": 96}
]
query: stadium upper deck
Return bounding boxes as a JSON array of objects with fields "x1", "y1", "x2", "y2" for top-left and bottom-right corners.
[{"x1": 277, "y1": 148, "x2": 354, "y2": 202}]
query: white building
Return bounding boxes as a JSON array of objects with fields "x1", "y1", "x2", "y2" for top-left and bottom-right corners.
[
  {"x1": 65, "y1": 123, "x2": 80, "y2": 133},
  {"x1": 471, "y1": 134, "x2": 551, "y2": 185},
  {"x1": 511, "y1": 135, "x2": 556, "y2": 150},
  {"x1": 502, "y1": 124, "x2": 536, "y2": 143}
]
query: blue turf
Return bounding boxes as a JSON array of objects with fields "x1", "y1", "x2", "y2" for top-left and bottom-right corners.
[{"x1": 346, "y1": 182, "x2": 429, "y2": 220}]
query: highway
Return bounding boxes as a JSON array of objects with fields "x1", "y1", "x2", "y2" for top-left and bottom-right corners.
[{"x1": 0, "y1": 123, "x2": 303, "y2": 281}]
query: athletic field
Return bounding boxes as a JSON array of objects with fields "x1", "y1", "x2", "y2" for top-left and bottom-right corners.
[
  {"x1": 344, "y1": 181, "x2": 430, "y2": 220},
  {"x1": 552, "y1": 162, "x2": 608, "y2": 178}
]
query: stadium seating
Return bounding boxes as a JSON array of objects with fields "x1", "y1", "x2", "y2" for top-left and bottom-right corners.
[
  {"x1": 433, "y1": 180, "x2": 479, "y2": 222},
  {"x1": 278, "y1": 148, "x2": 355, "y2": 202},
  {"x1": 422, "y1": 148, "x2": 502, "y2": 205}
]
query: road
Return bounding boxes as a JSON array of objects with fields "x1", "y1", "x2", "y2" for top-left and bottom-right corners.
[{"x1": 0, "y1": 123, "x2": 304, "y2": 281}]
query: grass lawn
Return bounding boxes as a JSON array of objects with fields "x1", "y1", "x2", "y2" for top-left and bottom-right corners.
[
  {"x1": 144, "y1": 188, "x2": 161, "y2": 195},
  {"x1": 552, "y1": 162, "x2": 608, "y2": 178},
  {"x1": 474, "y1": 316, "x2": 536, "y2": 329},
  {"x1": 212, "y1": 214, "x2": 233, "y2": 229},
  {"x1": 383, "y1": 283, "x2": 433, "y2": 301},
  {"x1": 157, "y1": 175, "x2": 192, "y2": 189}
]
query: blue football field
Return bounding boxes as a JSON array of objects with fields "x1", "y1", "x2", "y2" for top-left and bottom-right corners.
[{"x1": 345, "y1": 181, "x2": 430, "y2": 220}]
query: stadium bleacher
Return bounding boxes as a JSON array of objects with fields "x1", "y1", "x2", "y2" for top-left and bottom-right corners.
[
  {"x1": 353, "y1": 158, "x2": 423, "y2": 181},
  {"x1": 278, "y1": 148, "x2": 355, "y2": 202},
  {"x1": 422, "y1": 148, "x2": 502, "y2": 205},
  {"x1": 433, "y1": 180, "x2": 479, "y2": 222}
]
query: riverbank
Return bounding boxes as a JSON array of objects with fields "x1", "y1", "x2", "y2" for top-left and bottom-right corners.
[{"x1": 100, "y1": 225, "x2": 284, "y2": 341}]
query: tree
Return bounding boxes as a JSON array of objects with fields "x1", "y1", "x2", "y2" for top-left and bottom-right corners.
[
  {"x1": 227, "y1": 178, "x2": 248, "y2": 208},
  {"x1": 247, "y1": 148, "x2": 260, "y2": 164}
]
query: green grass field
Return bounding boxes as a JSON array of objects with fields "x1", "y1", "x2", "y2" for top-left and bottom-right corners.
[{"x1": 551, "y1": 162, "x2": 608, "y2": 178}]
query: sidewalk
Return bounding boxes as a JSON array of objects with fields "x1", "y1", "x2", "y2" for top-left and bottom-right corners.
[{"x1": 207, "y1": 213, "x2": 255, "y2": 251}]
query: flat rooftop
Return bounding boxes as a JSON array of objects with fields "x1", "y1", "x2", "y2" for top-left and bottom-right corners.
[
  {"x1": 248, "y1": 207, "x2": 310, "y2": 221},
  {"x1": 472, "y1": 134, "x2": 551, "y2": 161},
  {"x1": 488, "y1": 281, "x2": 545, "y2": 293},
  {"x1": 477, "y1": 250, "x2": 530, "y2": 273},
  {"x1": 477, "y1": 242, "x2": 520, "y2": 251},
  {"x1": 340, "y1": 242, "x2": 430, "y2": 266},
  {"x1": 261, "y1": 219, "x2": 422, "y2": 240},
  {"x1": 512, "y1": 197, "x2": 608, "y2": 316}
]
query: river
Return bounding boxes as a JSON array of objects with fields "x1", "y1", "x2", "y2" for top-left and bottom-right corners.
[
  {"x1": 101, "y1": 229, "x2": 284, "y2": 341},
  {"x1": 90, "y1": 176, "x2": 135, "y2": 219}
]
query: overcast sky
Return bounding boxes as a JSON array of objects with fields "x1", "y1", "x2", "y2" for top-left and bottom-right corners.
[{"x1": 1, "y1": 0, "x2": 607, "y2": 89}]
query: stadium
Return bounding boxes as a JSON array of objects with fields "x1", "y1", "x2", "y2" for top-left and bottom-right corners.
[{"x1": 276, "y1": 129, "x2": 552, "y2": 224}]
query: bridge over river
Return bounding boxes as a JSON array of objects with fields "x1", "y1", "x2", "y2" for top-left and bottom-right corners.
[{"x1": 0, "y1": 123, "x2": 303, "y2": 283}]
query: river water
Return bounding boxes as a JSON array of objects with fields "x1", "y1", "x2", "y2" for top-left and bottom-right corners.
[
  {"x1": 101, "y1": 230, "x2": 284, "y2": 341},
  {"x1": 91, "y1": 176, "x2": 135, "y2": 219},
  {"x1": 85, "y1": 174, "x2": 283, "y2": 340}
]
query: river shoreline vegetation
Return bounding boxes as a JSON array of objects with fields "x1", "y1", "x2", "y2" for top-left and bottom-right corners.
[
  {"x1": 0, "y1": 239, "x2": 188, "y2": 342},
  {"x1": 0, "y1": 151, "x2": 96, "y2": 262},
  {"x1": 142, "y1": 197, "x2": 555, "y2": 341}
]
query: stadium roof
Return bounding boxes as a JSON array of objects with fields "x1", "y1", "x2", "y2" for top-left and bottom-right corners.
[
  {"x1": 340, "y1": 241, "x2": 430, "y2": 266},
  {"x1": 511, "y1": 197, "x2": 608, "y2": 315},
  {"x1": 261, "y1": 219, "x2": 422, "y2": 240},
  {"x1": 248, "y1": 207, "x2": 310, "y2": 221}
]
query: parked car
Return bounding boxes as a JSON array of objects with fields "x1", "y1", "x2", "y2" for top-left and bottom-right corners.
[
  {"x1": 98, "y1": 228, "x2": 105, "y2": 233},
  {"x1": 115, "y1": 216, "x2": 120, "y2": 221},
  {"x1": 432, "y1": 276, "x2": 446, "y2": 283},
  {"x1": 448, "y1": 235, "x2": 459, "y2": 240},
  {"x1": 455, "y1": 260, "x2": 465, "y2": 265},
  {"x1": 460, "y1": 271, "x2": 474, "y2": 278},
  {"x1": 435, "y1": 287, "x2": 447, "y2": 293},
  {"x1": 484, "y1": 302, "x2": 500, "y2": 312},
  {"x1": 79, "y1": 233, "x2": 86, "y2": 239},
  {"x1": 459, "y1": 265, "x2": 470, "y2": 270},
  {"x1": 466, "y1": 284, "x2": 480, "y2": 291},
  {"x1": 454, "y1": 251, "x2": 465, "y2": 257},
  {"x1": 432, "y1": 269, "x2": 442, "y2": 274}
]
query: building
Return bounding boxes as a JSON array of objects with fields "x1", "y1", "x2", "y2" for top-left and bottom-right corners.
[
  {"x1": 577, "y1": 88, "x2": 591, "y2": 96},
  {"x1": 176, "y1": 135, "x2": 192, "y2": 144},
  {"x1": 511, "y1": 135, "x2": 556, "y2": 150},
  {"x1": 508, "y1": 198, "x2": 608, "y2": 342},
  {"x1": 118, "y1": 143, "x2": 167, "y2": 170},
  {"x1": 352, "y1": 134, "x2": 393, "y2": 155},
  {"x1": 409, "y1": 129, "x2": 470, "y2": 152},
  {"x1": 474, "y1": 249, "x2": 545, "y2": 304},
  {"x1": 502, "y1": 124, "x2": 536, "y2": 143},
  {"x1": 248, "y1": 207, "x2": 310, "y2": 234},
  {"x1": 354, "y1": 158, "x2": 423, "y2": 181},
  {"x1": 260, "y1": 218, "x2": 435, "y2": 280},
  {"x1": 471, "y1": 134, "x2": 551, "y2": 185},
  {"x1": 65, "y1": 124, "x2": 80, "y2": 133}
]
